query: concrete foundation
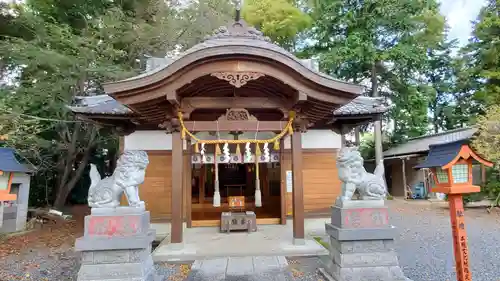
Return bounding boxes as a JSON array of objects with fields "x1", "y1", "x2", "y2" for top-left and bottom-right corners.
[
  {"x1": 322, "y1": 200, "x2": 411, "y2": 281},
  {"x1": 75, "y1": 207, "x2": 159, "y2": 281}
]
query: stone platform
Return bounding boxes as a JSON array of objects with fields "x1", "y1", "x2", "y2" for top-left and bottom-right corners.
[
  {"x1": 187, "y1": 256, "x2": 292, "y2": 281},
  {"x1": 75, "y1": 207, "x2": 159, "y2": 281},
  {"x1": 321, "y1": 200, "x2": 411, "y2": 281}
]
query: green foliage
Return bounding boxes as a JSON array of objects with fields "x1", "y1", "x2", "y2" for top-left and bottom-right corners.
[
  {"x1": 423, "y1": 40, "x2": 475, "y2": 133},
  {"x1": 0, "y1": 0, "x2": 236, "y2": 207},
  {"x1": 473, "y1": 105, "x2": 500, "y2": 163},
  {"x1": 308, "y1": 0, "x2": 444, "y2": 81},
  {"x1": 306, "y1": 0, "x2": 446, "y2": 150},
  {"x1": 313, "y1": 236, "x2": 329, "y2": 249},
  {"x1": 482, "y1": 169, "x2": 500, "y2": 201},
  {"x1": 358, "y1": 132, "x2": 391, "y2": 160},
  {"x1": 243, "y1": 0, "x2": 312, "y2": 50},
  {"x1": 465, "y1": 0, "x2": 500, "y2": 106}
]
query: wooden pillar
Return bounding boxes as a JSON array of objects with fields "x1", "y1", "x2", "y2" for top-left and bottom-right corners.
[
  {"x1": 199, "y1": 165, "x2": 206, "y2": 204},
  {"x1": 291, "y1": 131, "x2": 304, "y2": 242},
  {"x1": 354, "y1": 126, "x2": 360, "y2": 146},
  {"x1": 340, "y1": 125, "x2": 348, "y2": 148},
  {"x1": 279, "y1": 139, "x2": 286, "y2": 225},
  {"x1": 402, "y1": 158, "x2": 408, "y2": 199},
  {"x1": 185, "y1": 141, "x2": 193, "y2": 228},
  {"x1": 171, "y1": 131, "x2": 184, "y2": 243},
  {"x1": 481, "y1": 164, "x2": 487, "y2": 183},
  {"x1": 118, "y1": 136, "x2": 124, "y2": 154},
  {"x1": 448, "y1": 194, "x2": 472, "y2": 281},
  {"x1": 340, "y1": 134, "x2": 347, "y2": 148}
]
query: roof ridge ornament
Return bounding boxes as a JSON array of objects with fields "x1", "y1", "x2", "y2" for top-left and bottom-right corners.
[
  {"x1": 204, "y1": 20, "x2": 271, "y2": 42},
  {"x1": 204, "y1": 0, "x2": 271, "y2": 43}
]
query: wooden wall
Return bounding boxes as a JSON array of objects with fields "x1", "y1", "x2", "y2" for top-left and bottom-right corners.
[
  {"x1": 283, "y1": 149, "x2": 340, "y2": 216},
  {"x1": 134, "y1": 148, "x2": 340, "y2": 221},
  {"x1": 126, "y1": 151, "x2": 172, "y2": 221}
]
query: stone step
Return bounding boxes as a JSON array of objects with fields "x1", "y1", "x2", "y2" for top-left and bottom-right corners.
[{"x1": 186, "y1": 256, "x2": 294, "y2": 281}]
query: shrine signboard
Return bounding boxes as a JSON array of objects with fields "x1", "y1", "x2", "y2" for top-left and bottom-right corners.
[{"x1": 87, "y1": 215, "x2": 141, "y2": 237}]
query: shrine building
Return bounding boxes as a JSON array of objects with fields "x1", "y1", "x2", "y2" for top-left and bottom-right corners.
[{"x1": 69, "y1": 20, "x2": 388, "y2": 245}]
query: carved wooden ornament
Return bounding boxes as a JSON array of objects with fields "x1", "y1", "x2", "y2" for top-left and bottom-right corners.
[
  {"x1": 211, "y1": 72, "x2": 264, "y2": 88},
  {"x1": 218, "y1": 108, "x2": 257, "y2": 121}
]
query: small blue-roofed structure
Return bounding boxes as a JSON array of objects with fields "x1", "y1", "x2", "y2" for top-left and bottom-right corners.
[
  {"x1": 0, "y1": 148, "x2": 35, "y2": 173},
  {"x1": 0, "y1": 147, "x2": 35, "y2": 233},
  {"x1": 415, "y1": 140, "x2": 467, "y2": 169}
]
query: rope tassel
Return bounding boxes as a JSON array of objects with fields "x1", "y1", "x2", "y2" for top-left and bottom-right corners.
[
  {"x1": 235, "y1": 143, "x2": 241, "y2": 155},
  {"x1": 255, "y1": 153, "x2": 262, "y2": 207},
  {"x1": 194, "y1": 142, "x2": 199, "y2": 153},
  {"x1": 273, "y1": 140, "x2": 280, "y2": 150},
  {"x1": 215, "y1": 143, "x2": 221, "y2": 155},
  {"x1": 255, "y1": 143, "x2": 261, "y2": 156}
]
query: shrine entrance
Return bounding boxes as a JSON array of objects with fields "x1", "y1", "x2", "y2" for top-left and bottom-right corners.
[
  {"x1": 186, "y1": 121, "x2": 285, "y2": 227},
  {"x1": 191, "y1": 159, "x2": 282, "y2": 226},
  {"x1": 93, "y1": 18, "x2": 367, "y2": 245}
]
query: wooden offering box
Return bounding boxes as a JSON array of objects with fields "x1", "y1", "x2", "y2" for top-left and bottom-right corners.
[{"x1": 220, "y1": 196, "x2": 257, "y2": 233}]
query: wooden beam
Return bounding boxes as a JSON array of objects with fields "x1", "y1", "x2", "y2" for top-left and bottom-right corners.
[
  {"x1": 166, "y1": 91, "x2": 179, "y2": 106},
  {"x1": 171, "y1": 131, "x2": 184, "y2": 243},
  {"x1": 181, "y1": 97, "x2": 291, "y2": 110},
  {"x1": 291, "y1": 131, "x2": 304, "y2": 240},
  {"x1": 183, "y1": 120, "x2": 288, "y2": 132}
]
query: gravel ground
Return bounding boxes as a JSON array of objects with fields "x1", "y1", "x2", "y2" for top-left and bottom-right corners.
[
  {"x1": 0, "y1": 200, "x2": 498, "y2": 281},
  {"x1": 0, "y1": 243, "x2": 79, "y2": 281},
  {"x1": 389, "y1": 199, "x2": 500, "y2": 281}
]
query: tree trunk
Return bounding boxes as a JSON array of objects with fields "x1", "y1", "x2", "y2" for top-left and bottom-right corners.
[
  {"x1": 354, "y1": 126, "x2": 361, "y2": 146},
  {"x1": 53, "y1": 127, "x2": 97, "y2": 210},
  {"x1": 371, "y1": 62, "x2": 383, "y2": 164},
  {"x1": 57, "y1": 122, "x2": 81, "y2": 196}
]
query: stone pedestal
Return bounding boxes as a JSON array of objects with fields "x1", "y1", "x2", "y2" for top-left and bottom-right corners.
[
  {"x1": 322, "y1": 200, "x2": 410, "y2": 281},
  {"x1": 75, "y1": 207, "x2": 158, "y2": 281}
]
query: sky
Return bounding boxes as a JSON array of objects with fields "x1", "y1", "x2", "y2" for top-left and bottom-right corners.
[{"x1": 439, "y1": 0, "x2": 487, "y2": 46}]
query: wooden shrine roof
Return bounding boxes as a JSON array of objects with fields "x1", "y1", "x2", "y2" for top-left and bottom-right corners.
[
  {"x1": 69, "y1": 20, "x2": 389, "y2": 131},
  {"x1": 68, "y1": 94, "x2": 388, "y2": 129}
]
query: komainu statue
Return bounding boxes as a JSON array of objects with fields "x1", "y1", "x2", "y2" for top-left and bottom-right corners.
[
  {"x1": 88, "y1": 150, "x2": 149, "y2": 208},
  {"x1": 337, "y1": 147, "x2": 386, "y2": 201}
]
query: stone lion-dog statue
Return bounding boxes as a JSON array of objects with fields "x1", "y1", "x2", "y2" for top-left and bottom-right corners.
[
  {"x1": 88, "y1": 150, "x2": 149, "y2": 208},
  {"x1": 337, "y1": 147, "x2": 386, "y2": 201}
]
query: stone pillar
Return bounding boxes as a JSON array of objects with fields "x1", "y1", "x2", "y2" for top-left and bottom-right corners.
[
  {"x1": 75, "y1": 207, "x2": 158, "y2": 281},
  {"x1": 322, "y1": 200, "x2": 410, "y2": 281}
]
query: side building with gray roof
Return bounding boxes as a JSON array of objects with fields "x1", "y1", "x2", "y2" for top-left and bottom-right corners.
[{"x1": 382, "y1": 127, "x2": 484, "y2": 199}]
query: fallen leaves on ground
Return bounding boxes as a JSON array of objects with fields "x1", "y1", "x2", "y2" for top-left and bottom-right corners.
[
  {"x1": 0, "y1": 206, "x2": 87, "y2": 260},
  {"x1": 0, "y1": 220, "x2": 82, "y2": 259},
  {"x1": 291, "y1": 268, "x2": 304, "y2": 278},
  {"x1": 167, "y1": 264, "x2": 191, "y2": 281}
]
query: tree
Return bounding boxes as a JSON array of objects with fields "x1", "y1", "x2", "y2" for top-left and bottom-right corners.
[
  {"x1": 473, "y1": 105, "x2": 500, "y2": 207},
  {"x1": 307, "y1": 0, "x2": 445, "y2": 161},
  {"x1": 465, "y1": 0, "x2": 500, "y2": 107},
  {"x1": 0, "y1": 0, "x2": 235, "y2": 208},
  {"x1": 242, "y1": 0, "x2": 312, "y2": 51}
]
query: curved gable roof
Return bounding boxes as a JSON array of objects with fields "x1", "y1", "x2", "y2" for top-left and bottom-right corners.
[{"x1": 103, "y1": 20, "x2": 364, "y2": 96}]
